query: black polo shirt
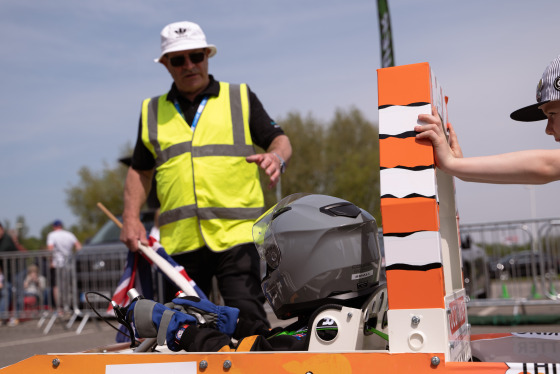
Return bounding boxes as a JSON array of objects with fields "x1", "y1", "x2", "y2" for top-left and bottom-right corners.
[{"x1": 131, "y1": 75, "x2": 284, "y2": 170}]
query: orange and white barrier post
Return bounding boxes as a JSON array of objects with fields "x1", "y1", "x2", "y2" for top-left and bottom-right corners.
[{"x1": 377, "y1": 62, "x2": 469, "y2": 361}]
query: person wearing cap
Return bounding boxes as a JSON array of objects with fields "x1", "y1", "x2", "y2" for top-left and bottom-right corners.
[
  {"x1": 46, "y1": 220, "x2": 81, "y2": 314},
  {"x1": 415, "y1": 54, "x2": 560, "y2": 184},
  {"x1": 120, "y1": 21, "x2": 292, "y2": 334}
]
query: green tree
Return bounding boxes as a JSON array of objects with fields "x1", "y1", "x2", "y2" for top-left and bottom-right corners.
[
  {"x1": 65, "y1": 146, "x2": 132, "y2": 241},
  {"x1": 259, "y1": 108, "x2": 381, "y2": 223},
  {"x1": 13, "y1": 216, "x2": 44, "y2": 250},
  {"x1": 259, "y1": 111, "x2": 326, "y2": 209},
  {"x1": 323, "y1": 108, "x2": 380, "y2": 222}
]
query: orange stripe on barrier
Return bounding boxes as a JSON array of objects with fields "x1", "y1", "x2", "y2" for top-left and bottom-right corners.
[
  {"x1": 379, "y1": 137, "x2": 434, "y2": 168},
  {"x1": 381, "y1": 197, "x2": 439, "y2": 234},
  {"x1": 386, "y1": 268, "x2": 445, "y2": 309},
  {"x1": 377, "y1": 63, "x2": 431, "y2": 107}
]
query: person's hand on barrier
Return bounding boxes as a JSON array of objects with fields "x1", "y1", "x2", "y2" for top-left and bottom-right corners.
[
  {"x1": 127, "y1": 298, "x2": 197, "y2": 351},
  {"x1": 415, "y1": 105, "x2": 460, "y2": 172},
  {"x1": 171, "y1": 296, "x2": 240, "y2": 337},
  {"x1": 446, "y1": 122, "x2": 463, "y2": 159}
]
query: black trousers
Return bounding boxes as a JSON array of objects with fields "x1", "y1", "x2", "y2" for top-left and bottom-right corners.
[{"x1": 165, "y1": 243, "x2": 270, "y2": 333}]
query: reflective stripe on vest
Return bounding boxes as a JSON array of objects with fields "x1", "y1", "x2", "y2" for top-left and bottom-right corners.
[{"x1": 142, "y1": 82, "x2": 264, "y2": 254}]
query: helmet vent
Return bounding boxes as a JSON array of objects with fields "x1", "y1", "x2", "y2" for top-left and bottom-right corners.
[
  {"x1": 320, "y1": 203, "x2": 361, "y2": 218},
  {"x1": 272, "y1": 206, "x2": 292, "y2": 220}
]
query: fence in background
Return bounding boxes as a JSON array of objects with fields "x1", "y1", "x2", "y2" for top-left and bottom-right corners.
[
  {"x1": 460, "y1": 217, "x2": 560, "y2": 308},
  {"x1": 1, "y1": 217, "x2": 560, "y2": 334},
  {"x1": 0, "y1": 249, "x2": 164, "y2": 334},
  {"x1": 0, "y1": 250, "x2": 53, "y2": 326}
]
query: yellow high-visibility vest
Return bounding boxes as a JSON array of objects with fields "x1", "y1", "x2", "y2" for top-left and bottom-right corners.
[{"x1": 141, "y1": 82, "x2": 264, "y2": 254}]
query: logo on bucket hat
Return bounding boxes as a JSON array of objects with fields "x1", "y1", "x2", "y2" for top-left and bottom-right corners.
[
  {"x1": 510, "y1": 54, "x2": 560, "y2": 122},
  {"x1": 155, "y1": 21, "x2": 217, "y2": 63}
]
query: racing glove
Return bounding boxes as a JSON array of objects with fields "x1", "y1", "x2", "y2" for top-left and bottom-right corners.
[
  {"x1": 171, "y1": 296, "x2": 239, "y2": 337},
  {"x1": 127, "y1": 298, "x2": 197, "y2": 351}
]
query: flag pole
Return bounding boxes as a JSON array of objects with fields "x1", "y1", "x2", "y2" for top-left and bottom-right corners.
[
  {"x1": 377, "y1": 0, "x2": 395, "y2": 68},
  {"x1": 96, "y1": 202, "x2": 197, "y2": 296}
]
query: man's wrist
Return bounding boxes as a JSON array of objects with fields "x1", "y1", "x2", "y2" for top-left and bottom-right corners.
[{"x1": 272, "y1": 152, "x2": 286, "y2": 174}]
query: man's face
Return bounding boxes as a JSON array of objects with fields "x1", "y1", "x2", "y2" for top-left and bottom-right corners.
[
  {"x1": 161, "y1": 48, "x2": 210, "y2": 100},
  {"x1": 541, "y1": 101, "x2": 560, "y2": 142}
]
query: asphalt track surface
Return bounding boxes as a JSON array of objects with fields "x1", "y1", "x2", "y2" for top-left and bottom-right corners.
[{"x1": 1, "y1": 304, "x2": 560, "y2": 370}]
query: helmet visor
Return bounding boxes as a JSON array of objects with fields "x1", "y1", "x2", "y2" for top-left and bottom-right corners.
[{"x1": 252, "y1": 193, "x2": 310, "y2": 271}]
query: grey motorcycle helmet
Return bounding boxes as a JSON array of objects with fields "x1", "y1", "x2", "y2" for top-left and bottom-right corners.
[{"x1": 252, "y1": 193, "x2": 381, "y2": 320}]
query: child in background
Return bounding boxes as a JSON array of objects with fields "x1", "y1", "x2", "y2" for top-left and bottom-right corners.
[{"x1": 23, "y1": 264, "x2": 47, "y2": 310}]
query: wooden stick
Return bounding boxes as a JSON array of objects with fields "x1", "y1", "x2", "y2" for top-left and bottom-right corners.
[
  {"x1": 96, "y1": 202, "x2": 123, "y2": 228},
  {"x1": 96, "y1": 202, "x2": 197, "y2": 296}
]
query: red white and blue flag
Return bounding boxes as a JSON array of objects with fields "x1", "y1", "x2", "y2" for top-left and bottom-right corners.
[{"x1": 109, "y1": 237, "x2": 207, "y2": 342}]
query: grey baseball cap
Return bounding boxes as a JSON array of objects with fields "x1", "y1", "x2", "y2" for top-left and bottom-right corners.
[{"x1": 510, "y1": 55, "x2": 560, "y2": 122}]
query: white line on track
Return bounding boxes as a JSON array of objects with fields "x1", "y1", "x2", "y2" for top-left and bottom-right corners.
[
  {"x1": 0, "y1": 328, "x2": 98, "y2": 349},
  {"x1": 477, "y1": 306, "x2": 498, "y2": 316}
]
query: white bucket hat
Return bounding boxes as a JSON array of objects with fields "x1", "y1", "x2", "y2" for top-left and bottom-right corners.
[
  {"x1": 155, "y1": 21, "x2": 217, "y2": 63},
  {"x1": 510, "y1": 54, "x2": 560, "y2": 122}
]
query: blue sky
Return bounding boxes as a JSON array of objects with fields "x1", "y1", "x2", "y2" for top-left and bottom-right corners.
[{"x1": 2, "y1": 0, "x2": 560, "y2": 238}]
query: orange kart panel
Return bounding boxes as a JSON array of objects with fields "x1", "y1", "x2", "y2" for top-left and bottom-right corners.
[{"x1": 0, "y1": 351, "x2": 525, "y2": 374}]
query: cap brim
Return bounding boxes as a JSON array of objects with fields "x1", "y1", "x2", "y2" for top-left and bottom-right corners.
[{"x1": 510, "y1": 101, "x2": 548, "y2": 122}]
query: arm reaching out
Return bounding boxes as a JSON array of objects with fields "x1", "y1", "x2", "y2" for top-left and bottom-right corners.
[{"x1": 415, "y1": 106, "x2": 560, "y2": 184}]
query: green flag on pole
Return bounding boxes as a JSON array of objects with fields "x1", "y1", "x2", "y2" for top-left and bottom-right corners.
[{"x1": 377, "y1": 0, "x2": 395, "y2": 68}]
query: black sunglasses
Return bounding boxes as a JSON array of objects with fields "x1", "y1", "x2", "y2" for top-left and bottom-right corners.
[{"x1": 169, "y1": 51, "x2": 206, "y2": 67}]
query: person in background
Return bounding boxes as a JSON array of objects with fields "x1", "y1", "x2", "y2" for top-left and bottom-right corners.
[
  {"x1": 23, "y1": 264, "x2": 47, "y2": 311},
  {"x1": 0, "y1": 223, "x2": 17, "y2": 254},
  {"x1": 415, "y1": 54, "x2": 560, "y2": 184},
  {"x1": 120, "y1": 21, "x2": 292, "y2": 335},
  {"x1": 46, "y1": 220, "x2": 82, "y2": 315},
  {"x1": 0, "y1": 223, "x2": 18, "y2": 325},
  {"x1": 8, "y1": 229, "x2": 27, "y2": 252}
]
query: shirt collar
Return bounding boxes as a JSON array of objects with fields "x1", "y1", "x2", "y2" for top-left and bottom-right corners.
[{"x1": 167, "y1": 75, "x2": 220, "y2": 104}]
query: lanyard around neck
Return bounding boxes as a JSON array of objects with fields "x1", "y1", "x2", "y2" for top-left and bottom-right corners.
[{"x1": 174, "y1": 95, "x2": 209, "y2": 132}]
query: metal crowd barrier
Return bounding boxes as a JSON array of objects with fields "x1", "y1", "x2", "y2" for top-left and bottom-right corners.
[
  {"x1": 460, "y1": 217, "x2": 560, "y2": 309},
  {"x1": 2, "y1": 217, "x2": 560, "y2": 334},
  {"x1": 0, "y1": 249, "x2": 163, "y2": 335},
  {"x1": 0, "y1": 250, "x2": 53, "y2": 325}
]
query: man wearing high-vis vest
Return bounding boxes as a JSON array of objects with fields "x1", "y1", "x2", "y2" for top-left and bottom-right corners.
[{"x1": 120, "y1": 21, "x2": 292, "y2": 335}]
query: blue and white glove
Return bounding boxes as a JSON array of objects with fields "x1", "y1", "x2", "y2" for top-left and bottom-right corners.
[
  {"x1": 171, "y1": 296, "x2": 239, "y2": 337},
  {"x1": 128, "y1": 299, "x2": 197, "y2": 351}
]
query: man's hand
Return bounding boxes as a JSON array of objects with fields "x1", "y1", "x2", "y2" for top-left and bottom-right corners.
[
  {"x1": 246, "y1": 152, "x2": 283, "y2": 189},
  {"x1": 120, "y1": 218, "x2": 148, "y2": 252}
]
